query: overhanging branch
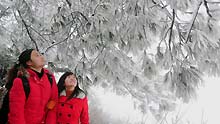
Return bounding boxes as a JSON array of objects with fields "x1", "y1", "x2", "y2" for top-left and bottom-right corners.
[
  {"x1": 204, "y1": 0, "x2": 212, "y2": 17},
  {"x1": 0, "y1": 7, "x2": 9, "y2": 19},
  {"x1": 185, "y1": 1, "x2": 203, "y2": 43},
  {"x1": 44, "y1": 27, "x2": 76, "y2": 53},
  {"x1": 17, "y1": 10, "x2": 39, "y2": 51},
  {"x1": 168, "y1": 9, "x2": 175, "y2": 52},
  {"x1": 206, "y1": 1, "x2": 220, "y2": 4}
]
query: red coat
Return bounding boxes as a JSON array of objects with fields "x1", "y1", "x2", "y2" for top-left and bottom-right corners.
[
  {"x1": 57, "y1": 91, "x2": 89, "y2": 124},
  {"x1": 8, "y1": 68, "x2": 58, "y2": 124}
]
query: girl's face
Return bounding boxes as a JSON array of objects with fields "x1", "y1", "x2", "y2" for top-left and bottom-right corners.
[
  {"x1": 27, "y1": 50, "x2": 45, "y2": 69},
  {"x1": 64, "y1": 74, "x2": 77, "y2": 88}
]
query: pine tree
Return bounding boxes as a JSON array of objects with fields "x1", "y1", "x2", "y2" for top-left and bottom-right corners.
[{"x1": 0, "y1": 0, "x2": 220, "y2": 120}]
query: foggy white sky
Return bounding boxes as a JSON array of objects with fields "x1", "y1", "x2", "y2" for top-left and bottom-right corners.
[{"x1": 89, "y1": 76, "x2": 220, "y2": 124}]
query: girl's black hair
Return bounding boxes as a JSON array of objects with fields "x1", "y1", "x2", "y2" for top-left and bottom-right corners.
[
  {"x1": 57, "y1": 72, "x2": 86, "y2": 100},
  {"x1": 6, "y1": 49, "x2": 34, "y2": 90}
]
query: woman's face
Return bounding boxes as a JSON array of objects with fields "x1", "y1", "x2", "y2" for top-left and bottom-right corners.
[
  {"x1": 27, "y1": 50, "x2": 45, "y2": 68},
  {"x1": 64, "y1": 74, "x2": 77, "y2": 88}
]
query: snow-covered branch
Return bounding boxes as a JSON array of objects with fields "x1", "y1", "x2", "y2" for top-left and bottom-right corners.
[
  {"x1": 204, "y1": 0, "x2": 212, "y2": 17},
  {"x1": 17, "y1": 9, "x2": 39, "y2": 51},
  {"x1": 185, "y1": 1, "x2": 203, "y2": 43}
]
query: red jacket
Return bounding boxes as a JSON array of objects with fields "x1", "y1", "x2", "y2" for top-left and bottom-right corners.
[
  {"x1": 8, "y1": 68, "x2": 58, "y2": 124},
  {"x1": 57, "y1": 91, "x2": 89, "y2": 124}
]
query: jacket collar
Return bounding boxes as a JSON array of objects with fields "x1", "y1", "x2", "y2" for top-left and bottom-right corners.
[
  {"x1": 26, "y1": 68, "x2": 50, "y2": 78},
  {"x1": 27, "y1": 68, "x2": 49, "y2": 76},
  {"x1": 60, "y1": 90, "x2": 85, "y2": 99}
]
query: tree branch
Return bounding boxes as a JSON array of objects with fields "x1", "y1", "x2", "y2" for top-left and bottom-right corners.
[
  {"x1": 17, "y1": 10, "x2": 39, "y2": 51},
  {"x1": 93, "y1": 3, "x2": 101, "y2": 16},
  {"x1": 168, "y1": 9, "x2": 175, "y2": 52},
  {"x1": 159, "y1": 27, "x2": 170, "y2": 49},
  {"x1": 73, "y1": 11, "x2": 88, "y2": 21},
  {"x1": 65, "y1": 0, "x2": 72, "y2": 8},
  {"x1": 206, "y1": 1, "x2": 220, "y2": 4},
  {"x1": 90, "y1": 44, "x2": 106, "y2": 66},
  {"x1": 0, "y1": 7, "x2": 10, "y2": 19},
  {"x1": 204, "y1": 0, "x2": 212, "y2": 17},
  {"x1": 48, "y1": 62, "x2": 70, "y2": 72},
  {"x1": 28, "y1": 26, "x2": 50, "y2": 43},
  {"x1": 44, "y1": 26, "x2": 76, "y2": 53},
  {"x1": 185, "y1": 1, "x2": 203, "y2": 43},
  {"x1": 44, "y1": 11, "x2": 89, "y2": 53},
  {"x1": 122, "y1": 83, "x2": 144, "y2": 101}
]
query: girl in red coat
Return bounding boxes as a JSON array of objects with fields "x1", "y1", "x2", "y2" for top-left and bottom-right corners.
[
  {"x1": 57, "y1": 72, "x2": 89, "y2": 124},
  {"x1": 7, "y1": 49, "x2": 58, "y2": 124}
]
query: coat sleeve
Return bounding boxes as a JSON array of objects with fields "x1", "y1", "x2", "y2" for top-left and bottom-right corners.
[
  {"x1": 8, "y1": 78, "x2": 26, "y2": 124},
  {"x1": 80, "y1": 97, "x2": 89, "y2": 124},
  {"x1": 45, "y1": 75, "x2": 58, "y2": 124}
]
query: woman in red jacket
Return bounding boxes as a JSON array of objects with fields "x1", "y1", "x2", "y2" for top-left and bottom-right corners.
[
  {"x1": 57, "y1": 72, "x2": 89, "y2": 124},
  {"x1": 7, "y1": 49, "x2": 58, "y2": 124}
]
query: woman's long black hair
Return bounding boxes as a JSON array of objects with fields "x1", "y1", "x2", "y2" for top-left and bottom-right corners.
[
  {"x1": 57, "y1": 72, "x2": 86, "y2": 99},
  {"x1": 6, "y1": 49, "x2": 34, "y2": 90}
]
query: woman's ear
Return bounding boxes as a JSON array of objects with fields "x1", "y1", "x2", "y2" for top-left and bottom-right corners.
[{"x1": 26, "y1": 60, "x2": 33, "y2": 66}]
